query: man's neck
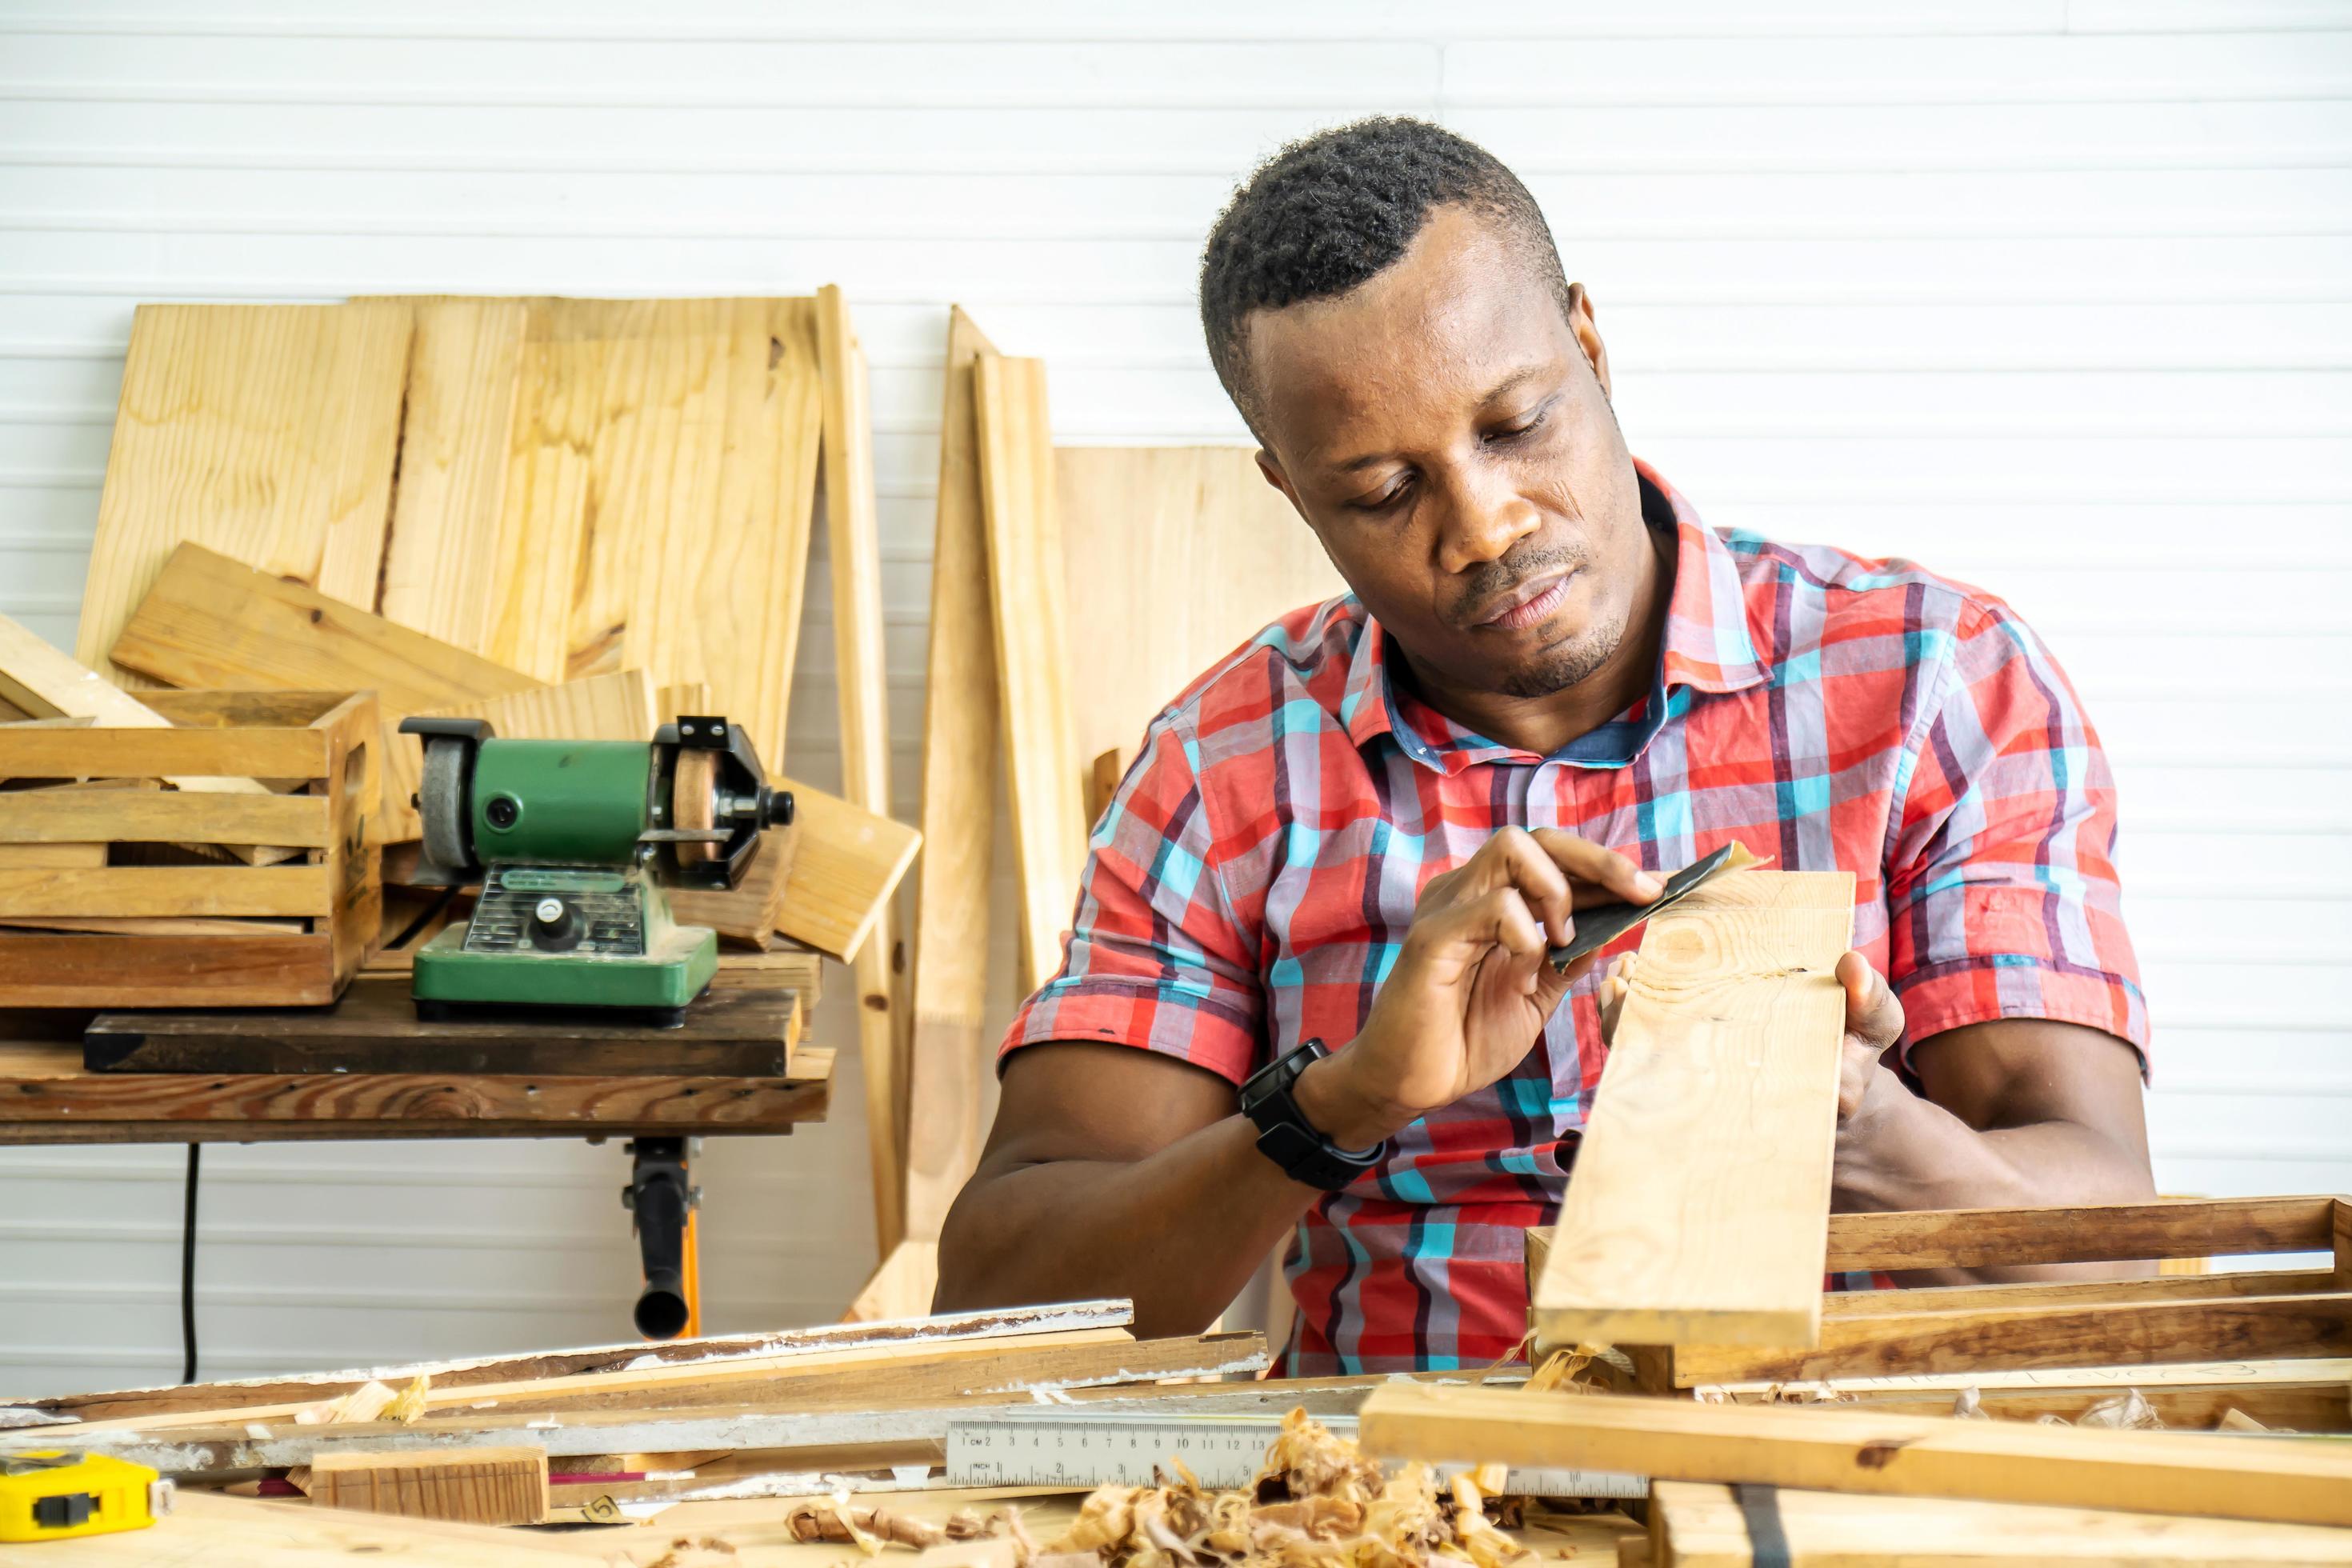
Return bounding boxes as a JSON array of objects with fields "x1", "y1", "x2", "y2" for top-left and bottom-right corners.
[{"x1": 1400, "y1": 520, "x2": 1677, "y2": 758}]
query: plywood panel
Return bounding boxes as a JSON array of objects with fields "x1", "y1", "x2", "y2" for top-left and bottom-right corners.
[
  {"x1": 1535, "y1": 868, "x2": 1855, "y2": 1350},
  {"x1": 77, "y1": 302, "x2": 414, "y2": 689},
  {"x1": 1058, "y1": 446, "x2": 1344, "y2": 798}
]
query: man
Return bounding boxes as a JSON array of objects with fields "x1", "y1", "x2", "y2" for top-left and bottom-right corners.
[{"x1": 936, "y1": 118, "x2": 2154, "y2": 1374}]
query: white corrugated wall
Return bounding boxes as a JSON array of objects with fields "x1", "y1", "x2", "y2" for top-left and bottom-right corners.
[{"x1": 0, "y1": 1, "x2": 2346, "y2": 1395}]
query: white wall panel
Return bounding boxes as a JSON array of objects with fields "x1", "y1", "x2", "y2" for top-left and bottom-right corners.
[{"x1": 0, "y1": 0, "x2": 2344, "y2": 1395}]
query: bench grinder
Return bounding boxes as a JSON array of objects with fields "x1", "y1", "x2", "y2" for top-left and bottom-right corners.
[{"x1": 398, "y1": 714, "x2": 793, "y2": 1025}]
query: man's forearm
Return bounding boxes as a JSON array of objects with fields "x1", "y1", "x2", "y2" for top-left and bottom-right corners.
[
  {"x1": 1833, "y1": 1079, "x2": 2158, "y2": 1284},
  {"x1": 935, "y1": 1113, "x2": 1322, "y2": 1340}
]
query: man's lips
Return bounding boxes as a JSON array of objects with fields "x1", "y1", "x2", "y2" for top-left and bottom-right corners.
[{"x1": 1472, "y1": 570, "x2": 1573, "y2": 631}]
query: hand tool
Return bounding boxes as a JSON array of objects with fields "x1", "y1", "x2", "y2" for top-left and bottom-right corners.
[
  {"x1": 0, "y1": 1451, "x2": 171, "y2": 1542},
  {"x1": 400, "y1": 714, "x2": 793, "y2": 1022},
  {"x1": 1546, "y1": 841, "x2": 1763, "y2": 974}
]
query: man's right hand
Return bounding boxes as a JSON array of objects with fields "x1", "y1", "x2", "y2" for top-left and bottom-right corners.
[{"x1": 1293, "y1": 827, "x2": 1662, "y2": 1150}]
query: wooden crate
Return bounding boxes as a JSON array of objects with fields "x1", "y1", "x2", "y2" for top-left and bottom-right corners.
[
  {"x1": 0, "y1": 691, "x2": 381, "y2": 1006},
  {"x1": 1585, "y1": 1195, "x2": 2352, "y2": 1394}
]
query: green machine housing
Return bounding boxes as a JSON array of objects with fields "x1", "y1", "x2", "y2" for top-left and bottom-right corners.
[{"x1": 399, "y1": 714, "x2": 793, "y2": 1024}]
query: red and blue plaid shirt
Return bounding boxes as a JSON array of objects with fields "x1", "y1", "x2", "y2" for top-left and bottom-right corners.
[{"x1": 1002, "y1": 461, "x2": 2148, "y2": 1374}]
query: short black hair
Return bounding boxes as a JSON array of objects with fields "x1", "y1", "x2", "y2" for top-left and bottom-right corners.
[{"x1": 1198, "y1": 117, "x2": 1573, "y2": 439}]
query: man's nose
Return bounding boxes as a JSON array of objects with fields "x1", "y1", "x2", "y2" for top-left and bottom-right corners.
[{"x1": 1432, "y1": 463, "x2": 1541, "y2": 575}]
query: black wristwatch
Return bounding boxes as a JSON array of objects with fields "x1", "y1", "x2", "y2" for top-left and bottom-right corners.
[{"x1": 1238, "y1": 1038, "x2": 1386, "y2": 1191}]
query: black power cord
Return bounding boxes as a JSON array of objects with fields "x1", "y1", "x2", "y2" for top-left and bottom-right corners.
[{"x1": 179, "y1": 1144, "x2": 199, "y2": 1384}]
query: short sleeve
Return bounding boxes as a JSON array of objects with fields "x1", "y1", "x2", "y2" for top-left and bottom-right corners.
[
  {"x1": 998, "y1": 714, "x2": 1266, "y2": 1084},
  {"x1": 1882, "y1": 600, "x2": 2149, "y2": 1068}
]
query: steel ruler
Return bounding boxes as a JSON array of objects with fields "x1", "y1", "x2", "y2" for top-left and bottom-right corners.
[{"x1": 943, "y1": 1411, "x2": 1645, "y2": 1498}]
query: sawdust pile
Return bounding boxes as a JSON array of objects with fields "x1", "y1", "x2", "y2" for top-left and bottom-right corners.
[{"x1": 1038, "y1": 1409, "x2": 1532, "y2": 1568}]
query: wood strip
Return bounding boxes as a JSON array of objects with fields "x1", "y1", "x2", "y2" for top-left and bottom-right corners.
[
  {"x1": 773, "y1": 777, "x2": 922, "y2": 962},
  {"x1": 1535, "y1": 867, "x2": 1855, "y2": 1350},
  {"x1": 974, "y1": 355, "x2": 1087, "y2": 994},
  {"x1": 1669, "y1": 1292, "x2": 2352, "y2": 1386},
  {"x1": 1702, "y1": 1355, "x2": 2352, "y2": 1398},
  {"x1": 0, "y1": 789, "x2": 329, "y2": 849},
  {"x1": 57, "y1": 1490, "x2": 585, "y2": 1564},
  {"x1": 82, "y1": 975, "x2": 800, "y2": 1078},
  {"x1": 376, "y1": 300, "x2": 530, "y2": 647},
  {"x1": 311, "y1": 1444, "x2": 548, "y2": 1526},
  {"x1": 1821, "y1": 1266, "x2": 2344, "y2": 1317},
  {"x1": 818, "y1": 284, "x2": 909, "y2": 1257},
  {"x1": 904, "y1": 306, "x2": 1002, "y2": 1247},
  {"x1": 0, "y1": 934, "x2": 334, "y2": 1007},
  {"x1": 1823, "y1": 1196, "x2": 2342, "y2": 1273},
  {"x1": 77, "y1": 302, "x2": 413, "y2": 689},
  {"x1": 0, "y1": 842, "x2": 103, "y2": 869},
  {"x1": 1792, "y1": 1380, "x2": 2352, "y2": 1433},
  {"x1": 110, "y1": 542, "x2": 542, "y2": 713},
  {"x1": 0, "y1": 726, "x2": 328, "y2": 779},
  {"x1": 1649, "y1": 1480, "x2": 2352, "y2": 1566},
  {"x1": 378, "y1": 669, "x2": 656, "y2": 841},
  {"x1": 1358, "y1": 1382, "x2": 2352, "y2": 1530},
  {"x1": 0, "y1": 866, "x2": 330, "y2": 918},
  {"x1": 20, "y1": 1300, "x2": 1137, "y2": 1424}
]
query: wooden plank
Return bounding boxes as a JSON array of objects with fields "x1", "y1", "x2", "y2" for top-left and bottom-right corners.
[
  {"x1": 0, "y1": 726, "x2": 327, "y2": 779},
  {"x1": 0, "y1": 788, "x2": 328, "y2": 849},
  {"x1": 1058, "y1": 446, "x2": 1344, "y2": 810},
  {"x1": 0, "y1": 933, "x2": 337, "y2": 1007},
  {"x1": 1358, "y1": 1382, "x2": 2352, "y2": 1530},
  {"x1": 0, "y1": 842, "x2": 103, "y2": 869},
  {"x1": 1535, "y1": 867, "x2": 1855, "y2": 1350},
  {"x1": 49, "y1": 1489, "x2": 583, "y2": 1565},
  {"x1": 1824, "y1": 1196, "x2": 2342, "y2": 1273},
  {"x1": 0, "y1": 866, "x2": 330, "y2": 918},
  {"x1": 1701, "y1": 1356, "x2": 2352, "y2": 1399},
  {"x1": 77, "y1": 302, "x2": 413, "y2": 689},
  {"x1": 1822, "y1": 1266, "x2": 2345, "y2": 1317},
  {"x1": 974, "y1": 355, "x2": 1087, "y2": 995},
  {"x1": 1670, "y1": 1293, "x2": 2352, "y2": 1386},
  {"x1": 1802, "y1": 1379, "x2": 2352, "y2": 1433},
  {"x1": 818, "y1": 284, "x2": 909, "y2": 1257},
  {"x1": 376, "y1": 300, "x2": 529, "y2": 648},
  {"x1": 110, "y1": 542, "x2": 542, "y2": 713},
  {"x1": 0, "y1": 611, "x2": 276, "y2": 810},
  {"x1": 378, "y1": 669, "x2": 656, "y2": 841},
  {"x1": 310, "y1": 1444, "x2": 548, "y2": 1526},
  {"x1": 20, "y1": 1300, "x2": 1137, "y2": 1426},
  {"x1": 1649, "y1": 1480, "x2": 2352, "y2": 1566},
  {"x1": 461, "y1": 298, "x2": 823, "y2": 773},
  {"x1": 773, "y1": 777, "x2": 922, "y2": 962},
  {"x1": 82, "y1": 974, "x2": 801, "y2": 1077},
  {"x1": 904, "y1": 306, "x2": 1001, "y2": 1249},
  {"x1": 666, "y1": 825, "x2": 798, "y2": 947}
]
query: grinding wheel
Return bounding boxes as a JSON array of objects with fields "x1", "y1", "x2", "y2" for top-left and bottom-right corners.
[
  {"x1": 672, "y1": 747, "x2": 722, "y2": 865},
  {"x1": 416, "y1": 734, "x2": 477, "y2": 884}
]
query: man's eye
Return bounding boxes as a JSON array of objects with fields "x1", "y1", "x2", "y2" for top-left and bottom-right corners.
[
  {"x1": 1353, "y1": 478, "x2": 1413, "y2": 512},
  {"x1": 1490, "y1": 408, "x2": 1549, "y2": 442}
]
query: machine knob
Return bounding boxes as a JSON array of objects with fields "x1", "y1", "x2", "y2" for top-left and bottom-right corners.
[{"x1": 529, "y1": 896, "x2": 582, "y2": 952}]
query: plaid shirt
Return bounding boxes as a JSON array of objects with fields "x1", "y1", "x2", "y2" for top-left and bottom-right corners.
[{"x1": 1002, "y1": 461, "x2": 2148, "y2": 1374}]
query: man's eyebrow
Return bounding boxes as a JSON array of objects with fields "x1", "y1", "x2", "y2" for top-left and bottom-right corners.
[{"x1": 1324, "y1": 363, "x2": 1555, "y2": 475}]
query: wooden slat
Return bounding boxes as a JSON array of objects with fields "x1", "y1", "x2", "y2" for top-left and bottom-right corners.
[
  {"x1": 0, "y1": 866, "x2": 330, "y2": 918},
  {"x1": 773, "y1": 778, "x2": 922, "y2": 962},
  {"x1": 1058, "y1": 446, "x2": 1344, "y2": 808},
  {"x1": 818, "y1": 283, "x2": 909, "y2": 1258},
  {"x1": 1357, "y1": 1382, "x2": 2352, "y2": 1530},
  {"x1": 83, "y1": 974, "x2": 800, "y2": 1077},
  {"x1": 974, "y1": 355, "x2": 1087, "y2": 994},
  {"x1": 310, "y1": 1445, "x2": 548, "y2": 1527},
  {"x1": 0, "y1": 842, "x2": 103, "y2": 869},
  {"x1": 0, "y1": 726, "x2": 330, "y2": 779},
  {"x1": 0, "y1": 789, "x2": 330, "y2": 849},
  {"x1": 1822, "y1": 1266, "x2": 2344, "y2": 1317},
  {"x1": 110, "y1": 542, "x2": 542, "y2": 713},
  {"x1": 1803, "y1": 1380, "x2": 2352, "y2": 1433},
  {"x1": 0, "y1": 934, "x2": 335, "y2": 1008},
  {"x1": 904, "y1": 306, "x2": 1002, "y2": 1249},
  {"x1": 1822, "y1": 1196, "x2": 2343, "y2": 1273},
  {"x1": 378, "y1": 669, "x2": 657, "y2": 841},
  {"x1": 1669, "y1": 1292, "x2": 2352, "y2": 1386},
  {"x1": 1535, "y1": 867, "x2": 1854, "y2": 1350},
  {"x1": 376, "y1": 300, "x2": 530, "y2": 648},
  {"x1": 1649, "y1": 1480, "x2": 2352, "y2": 1566},
  {"x1": 76, "y1": 302, "x2": 413, "y2": 689}
]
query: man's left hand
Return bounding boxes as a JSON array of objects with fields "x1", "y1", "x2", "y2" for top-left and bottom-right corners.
[{"x1": 1597, "y1": 949, "x2": 1906, "y2": 1122}]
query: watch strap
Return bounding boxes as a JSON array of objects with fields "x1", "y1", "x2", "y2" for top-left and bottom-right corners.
[{"x1": 1238, "y1": 1038, "x2": 1386, "y2": 1191}]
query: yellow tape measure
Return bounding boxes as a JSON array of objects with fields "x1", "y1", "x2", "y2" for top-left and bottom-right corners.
[{"x1": 0, "y1": 1450, "x2": 172, "y2": 1543}]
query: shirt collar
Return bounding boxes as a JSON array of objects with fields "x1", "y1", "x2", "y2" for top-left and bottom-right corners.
[{"x1": 1339, "y1": 458, "x2": 1768, "y2": 770}]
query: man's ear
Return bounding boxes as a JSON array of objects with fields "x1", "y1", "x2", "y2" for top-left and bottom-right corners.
[
  {"x1": 1566, "y1": 282, "x2": 1612, "y2": 402},
  {"x1": 1255, "y1": 448, "x2": 1310, "y2": 523}
]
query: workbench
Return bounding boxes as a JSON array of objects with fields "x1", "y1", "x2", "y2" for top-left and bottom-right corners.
[{"x1": 0, "y1": 952, "x2": 830, "y2": 1145}]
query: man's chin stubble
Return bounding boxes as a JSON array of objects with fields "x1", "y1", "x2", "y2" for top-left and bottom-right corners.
[{"x1": 1494, "y1": 614, "x2": 1626, "y2": 701}]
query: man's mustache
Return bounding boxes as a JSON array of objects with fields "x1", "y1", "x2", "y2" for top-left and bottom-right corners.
[{"x1": 1449, "y1": 544, "x2": 1586, "y2": 628}]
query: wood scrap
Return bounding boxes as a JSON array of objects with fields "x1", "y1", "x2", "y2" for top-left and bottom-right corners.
[
  {"x1": 773, "y1": 777, "x2": 922, "y2": 962},
  {"x1": 1534, "y1": 865, "x2": 1854, "y2": 1352},
  {"x1": 309, "y1": 1443, "x2": 550, "y2": 1526},
  {"x1": 1357, "y1": 1381, "x2": 2352, "y2": 1530},
  {"x1": 76, "y1": 302, "x2": 413, "y2": 690},
  {"x1": 285, "y1": 1378, "x2": 398, "y2": 1496},
  {"x1": 109, "y1": 541, "x2": 542, "y2": 712},
  {"x1": 902, "y1": 306, "x2": 1002, "y2": 1262},
  {"x1": 666, "y1": 826, "x2": 798, "y2": 949},
  {"x1": 818, "y1": 282, "x2": 910, "y2": 1258},
  {"x1": 974, "y1": 355, "x2": 1086, "y2": 994},
  {"x1": 1823, "y1": 1194, "x2": 2344, "y2": 1273}
]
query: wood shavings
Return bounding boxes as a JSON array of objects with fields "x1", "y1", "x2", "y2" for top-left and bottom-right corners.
[
  {"x1": 383, "y1": 1373, "x2": 431, "y2": 1424},
  {"x1": 637, "y1": 1538, "x2": 742, "y2": 1568},
  {"x1": 2074, "y1": 1389, "x2": 2164, "y2": 1430},
  {"x1": 787, "y1": 1496, "x2": 954, "y2": 1551}
]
